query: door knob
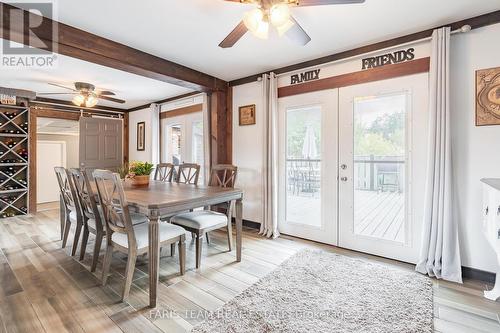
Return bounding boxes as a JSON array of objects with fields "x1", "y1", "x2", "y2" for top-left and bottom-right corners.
[
  {"x1": 340, "y1": 164, "x2": 347, "y2": 170},
  {"x1": 340, "y1": 177, "x2": 348, "y2": 182}
]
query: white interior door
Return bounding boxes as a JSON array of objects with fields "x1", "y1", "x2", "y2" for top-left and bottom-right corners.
[
  {"x1": 278, "y1": 89, "x2": 338, "y2": 245},
  {"x1": 37, "y1": 141, "x2": 66, "y2": 203},
  {"x1": 338, "y1": 73, "x2": 429, "y2": 263}
]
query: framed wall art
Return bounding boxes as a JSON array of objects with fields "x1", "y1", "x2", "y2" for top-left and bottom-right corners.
[
  {"x1": 137, "y1": 121, "x2": 145, "y2": 151},
  {"x1": 239, "y1": 104, "x2": 256, "y2": 126},
  {"x1": 476, "y1": 66, "x2": 500, "y2": 126}
]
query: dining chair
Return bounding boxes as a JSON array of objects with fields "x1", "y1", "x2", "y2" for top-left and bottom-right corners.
[
  {"x1": 176, "y1": 163, "x2": 200, "y2": 185},
  {"x1": 154, "y1": 163, "x2": 175, "y2": 182},
  {"x1": 171, "y1": 164, "x2": 238, "y2": 269},
  {"x1": 54, "y1": 167, "x2": 83, "y2": 256},
  {"x1": 68, "y1": 168, "x2": 105, "y2": 272},
  {"x1": 93, "y1": 169, "x2": 186, "y2": 301},
  {"x1": 69, "y1": 169, "x2": 148, "y2": 270}
]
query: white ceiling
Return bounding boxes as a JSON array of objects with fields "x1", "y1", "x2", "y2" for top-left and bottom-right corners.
[
  {"x1": 46, "y1": 0, "x2": 500, "y2": 81},
  {"x1": 0, "y1": 40, "x2": 194, "y2": 109}
]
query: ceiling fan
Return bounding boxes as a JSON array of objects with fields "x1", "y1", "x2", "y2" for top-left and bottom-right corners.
[
  {"x1": 219, "y1": 0, "x2": 365, "y2": 48},
  {"x1": 37, "y1": 82, "x2": 125, "y2": 108}
]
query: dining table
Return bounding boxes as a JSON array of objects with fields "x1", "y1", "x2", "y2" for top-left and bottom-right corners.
[{"x1": 72, "y1": 179, "x2": 244, "y2": 308}]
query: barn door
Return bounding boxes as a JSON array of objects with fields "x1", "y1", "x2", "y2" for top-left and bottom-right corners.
[{"x1": 79, "y1": 117, "x2": 123, "y2": 170}]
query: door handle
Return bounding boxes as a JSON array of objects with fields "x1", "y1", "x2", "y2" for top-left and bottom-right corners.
[
  {"x1": 340, "y1": 164, "x2": 347, "y2": 170},
  {"x1": 340, "y1": 177, "x2": 348, "y2": 182}
]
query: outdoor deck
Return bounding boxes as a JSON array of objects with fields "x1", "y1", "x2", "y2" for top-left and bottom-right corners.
[{"x1": 286, "y1": 190, "x2": 405, "y2": 243}]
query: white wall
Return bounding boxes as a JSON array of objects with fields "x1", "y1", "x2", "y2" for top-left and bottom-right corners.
[
  {"x1": 232, "y1": 23, "x2": 500, "y2": 273},
  {"x1": 232, "y1": 81, "x2": 265, "y2": 222},
  {"x1": 451, "y1": 23, "x2": 500, "y2": 273},
  {"x1": 129, "y1": 108, "x2": 152, "y2": 162}
]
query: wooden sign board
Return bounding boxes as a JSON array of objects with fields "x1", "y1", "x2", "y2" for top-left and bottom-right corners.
[
  {"x1": 239, "y1": 104, "x2": 256, "y2": 126},
  {"x1": 0, "y1": 94, "x2": 16, "y2": 105}
]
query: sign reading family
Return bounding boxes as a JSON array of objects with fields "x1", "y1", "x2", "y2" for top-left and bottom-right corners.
[
  {"x1": 361, "y1": 48, "x2": 415, "y2": 70},
  {"x1": 290, "y1": 69, "x2": 321, "y2": 85}
]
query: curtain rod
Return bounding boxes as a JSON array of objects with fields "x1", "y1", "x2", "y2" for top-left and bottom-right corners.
[
  {"x1": 274, "y1": 25, "x2": 471, "y2": 78},
  {"x1": 31, "y1": 100, "x2": 125, "y2": 115}
]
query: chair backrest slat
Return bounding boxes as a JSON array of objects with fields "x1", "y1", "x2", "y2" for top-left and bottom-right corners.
[
  {"x1": 176, "y1": 163, "x2": 200, "y2": 185},
  {"x1": 209, "y1": 164, "x2": 238, "y2": 188},
  {"x1": 69, "y1": 168, "x2": 103, "y2": 232},
  {"x1": 93, "y1": 169, "x2": 136, "y2": 247},
  {"x1": 154, "y1": 163, "x2": 175, "y2": 182},
  {"x1": 54, "y1": 167, "x2": 80, "y2": 213}
]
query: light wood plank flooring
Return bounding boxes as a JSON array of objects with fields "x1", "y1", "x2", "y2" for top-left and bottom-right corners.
[{"x1": 0, "y1": 209, "x2": 499, "y2": 332}]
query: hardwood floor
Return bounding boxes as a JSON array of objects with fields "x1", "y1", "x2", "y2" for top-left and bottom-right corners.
[{"x1": 0, "y1": 209, "x2": 499, "y2": 332}]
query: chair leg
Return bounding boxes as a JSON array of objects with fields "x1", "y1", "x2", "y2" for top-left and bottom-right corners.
[
  {"x1": 60, "y1": 201, "x2": 65, "y2": 240},
  {"x1": 61, "y1": 216, "x2": 71, "y2": 248},
  {"x1": 178, "y1": 235, "x2": 186, "y2": 275},
  {"x1": 91, "y1": 233, "x2": 103, "y2": 272},
  {"x1": 226, "y1": 221, "x2": 233, "y2": 252},
  {"x1": 205, "y1": 232, "x2": 210, "y2": 244},
  {"x1": 170, "y1": 243, "x2": 176, "y2": 256},
  {"x1": 102, "y1": 244, "x2": 113, "y2": 286},
  {"x1": 195, "y1": 232, "x2": 202, "y2": 269},
  {"x1": 122, "y1": 249, "x2": 137, "y2": 301},
  {"x1": 71, "y1": 221, "x2": 83, "y2": 256},
  {"x1": 79, "y1": 225, "x2": 90, "y2": 261}
]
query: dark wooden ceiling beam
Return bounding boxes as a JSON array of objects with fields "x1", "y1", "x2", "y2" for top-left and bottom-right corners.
[
  {"x1": 0, "y1": 2, "x2": 227, "y2": 92},
  {"x1": 229, "y1": 10, "x2": 500, "y2": 86}
]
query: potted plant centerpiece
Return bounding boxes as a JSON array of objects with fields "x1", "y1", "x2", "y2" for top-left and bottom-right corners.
[{"x1": 128, "y1": 161, "x2": 154, "y2": 186}]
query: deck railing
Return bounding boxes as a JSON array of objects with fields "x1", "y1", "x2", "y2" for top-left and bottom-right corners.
[{"x1": 286, "y1": 156, "x2": 405, "y2": 194}]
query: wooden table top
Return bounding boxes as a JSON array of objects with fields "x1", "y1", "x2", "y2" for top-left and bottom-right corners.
[{"x1": 119, "y1": 180, "x2": 243, "y2": 210}]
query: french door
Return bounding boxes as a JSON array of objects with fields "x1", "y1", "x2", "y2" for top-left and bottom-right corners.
[
  {"x1": 162, "y1": 112, "x2": 204, "y2": 181},
  {"x1": 338, "y1": 74, "x2": 428, "y2": 263},
  {"x1": 277, "y1": 73, "x2": 428, "y2": 263},
  {"x1": 278, "y1": 89, "x2": 338, "y2": 245}
]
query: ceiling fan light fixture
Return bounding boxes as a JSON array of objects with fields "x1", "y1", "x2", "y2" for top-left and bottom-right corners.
[
  {"x1": 243, "y1": 8, "x2": 264, "y2": 33},
  {"x1": 85, "y1": 94, "x2": 98, "y2": 108},
  {"x1": 276, "y1": 19, "x2": 295, "y2": 36},
  {"x1": 72, "y1": 94, "x2": 85, "y2": 107},
  {"x1": 253, "y1": 20, "x2": 269, "y2": 39},
  {"x1": 270, "y1": 3, "x2": 291, "y2": 27}
]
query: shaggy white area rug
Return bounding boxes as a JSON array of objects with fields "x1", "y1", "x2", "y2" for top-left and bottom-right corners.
[{"x1": 191, "y1": 249, "x2": 433, "y2": 333}]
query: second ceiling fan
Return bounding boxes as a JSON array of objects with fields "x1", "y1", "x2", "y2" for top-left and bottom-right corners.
[{"x1": 219, "y1": 0, "x2": 366, "y2": 48}]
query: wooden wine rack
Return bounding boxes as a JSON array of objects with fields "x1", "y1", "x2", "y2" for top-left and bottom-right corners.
[{"x1": 0, "y1": 105, "x2": 29, "y2": 218}]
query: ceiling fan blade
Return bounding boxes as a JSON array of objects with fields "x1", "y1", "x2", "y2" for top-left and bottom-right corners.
[
  {"x1": 294, "y1": 0, "x2": 365, "y2": 6},
  {"x1": 286, "y1": 17, "x2": 311, "y2": 46},
  {"x1": 99, "y1": 96, "x2": 126, "y2": 104},
  {"x1": 98, "y1": 90, "x2": 116, "y2": 96},
  {"x1": 47, "y1": 83, "x2": 77, "y2": 91},
  {"x1": 37, "y1": 93, "x2": 78, "y2": 95},
  {"x1": 219, "y1": 21, "x2": 248, "y2": 48}
]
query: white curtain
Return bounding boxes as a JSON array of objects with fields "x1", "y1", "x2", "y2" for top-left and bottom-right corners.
[
  {"x1": 202, "y1": 94, "x2": 211, "y2": 185},
  {"x1": 416, "y1": 27, "x2": 462, "y2": 283},
  {"x1": 150, "y1": 103, "x2": 160, "y2": 166},
  {"x1": 260, "y1": 73, "x2": 280, "y2": 238}
]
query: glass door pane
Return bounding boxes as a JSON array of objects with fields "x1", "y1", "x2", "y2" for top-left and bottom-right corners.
[
  {"x1": 353, "y1": 93, "x2": 407, "y2": 243},
  {"x1": 192, "y1": 120, "x2": 204, "y2": 182},
  {"x1": 167, "y1": 124, "x2": 182, "y2": 165},
  {"x1": 286, "y1": 106, "x2": 321, "y2": 227}
]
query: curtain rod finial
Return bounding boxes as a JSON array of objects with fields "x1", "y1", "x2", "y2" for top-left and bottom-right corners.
[{"x1": 460, "y1": 25, "x2": 472, "y2": 33}]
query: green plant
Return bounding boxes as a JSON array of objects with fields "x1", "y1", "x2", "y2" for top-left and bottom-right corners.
[
  {"x1": 117, "y1": 162, "x2": 129, "y2": 179},
  {"x1": 128, "y1": 161, "x2": 154, "y2": 177}
]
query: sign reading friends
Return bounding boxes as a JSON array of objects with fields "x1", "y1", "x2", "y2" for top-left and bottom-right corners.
[
  {"x1": 362, "y1": 48, "x2": 415, "y2": 70},
  {"x1": 290, "y1": 69, "x2": 321, "y2": 85}
]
